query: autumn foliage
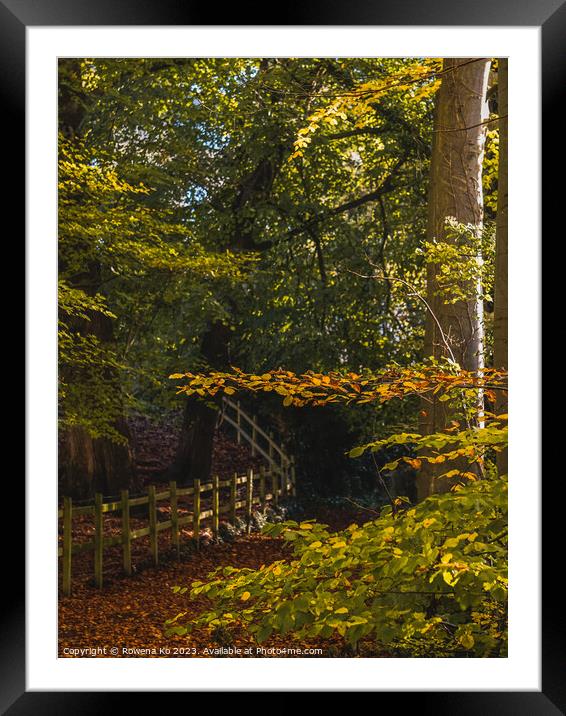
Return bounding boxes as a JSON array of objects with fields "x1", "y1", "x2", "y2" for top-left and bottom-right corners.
[{"x1": 170, "y1": 363, "x2": 507, "y2": 408}]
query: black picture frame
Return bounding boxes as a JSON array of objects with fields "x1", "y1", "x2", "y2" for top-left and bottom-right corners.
[{"x1": 10, "y1": 0, "x2": 555, "y2": 709}]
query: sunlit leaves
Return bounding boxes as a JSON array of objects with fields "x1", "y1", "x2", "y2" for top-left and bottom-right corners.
[
  {"x1": 289, "y1": 59, "x2": 442, "y2": 160},
  {"x1": 58, "y1": 120, "x2": 249, "y2": 439},
  {"x1": 347, "y1": 417, "x2": 508, "y2": 485},
  {"x1": 422, "y1": 218, "x2": 496, "y2": 304},
  {"x1": 170, "y1": 363, "x2": 507, "y2": 409},
  {"x1": 167, "y1": 477, "x2": 507, "y2": 656}
]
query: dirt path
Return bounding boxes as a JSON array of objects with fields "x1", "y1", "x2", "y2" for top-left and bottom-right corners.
[{"x1": 59, "y1": 533, "x2": 347, "y2": 658}]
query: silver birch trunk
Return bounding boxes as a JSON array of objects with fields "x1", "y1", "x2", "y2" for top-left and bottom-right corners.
[
  {"x1": 418, "y1": 58, "x2": 491, "y2": 500},
  {"x1": 493, "y1": 58, "x2": 508, "y2": 476}
]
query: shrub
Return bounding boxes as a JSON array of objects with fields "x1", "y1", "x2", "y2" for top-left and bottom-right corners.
[{"x1": 166, "y1": 476, "x2": 507, "y2": 657}]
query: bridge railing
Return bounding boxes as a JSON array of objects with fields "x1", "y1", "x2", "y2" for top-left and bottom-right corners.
[{"x1": 218, "y1": 397, "x2": 294, "y2": 491}]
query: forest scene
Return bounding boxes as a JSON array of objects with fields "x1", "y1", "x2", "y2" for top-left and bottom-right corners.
[{"x1": 58, "y1": 56, "x2": 508, "y2": 659}]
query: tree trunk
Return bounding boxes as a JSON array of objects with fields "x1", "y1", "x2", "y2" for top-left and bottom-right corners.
[
  {"x1": 418, "y1": 58, "x2": 491, "y2": 500},
  {"x1": 165, "y1": 160, "x2": 278, "y2": 485},
  {"x1": 166, "y1": 321, "x2": 232, "y2": 485},
  {"x1": 493, "y1": 58, "x2": 508, "y2": 476},
  {"x1": 165, "y1": 61, "x2": 289, "y2": 484},
  {"x1": 59, "y1": 420, "x2": 135, "y2": 500}
]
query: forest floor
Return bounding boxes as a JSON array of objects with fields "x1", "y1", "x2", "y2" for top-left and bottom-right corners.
[
  {"x1": 58, "y1": 505, "x2": 381, "y2": 658},
  {"x1": 59, "y1": 531, "x2": 358, "y2": 658},
  {"x1": 59, "y1": 417, "x2": 383, "y2": 658}
]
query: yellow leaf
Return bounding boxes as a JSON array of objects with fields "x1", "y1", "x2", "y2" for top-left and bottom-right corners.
[
  {"x1": 241, "y1": 591, "x2": 251, "y2": 601},
  {"x1": 459, "y1": 633, "x2": 475, "y2": 650},
  {"x1": 335, "y1": 607, "x2": 348, "y2": 614}
]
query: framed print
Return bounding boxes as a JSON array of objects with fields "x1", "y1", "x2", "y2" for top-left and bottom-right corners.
[{"x1": 9, "y1": 0, "x2": 556, "y2": 708}]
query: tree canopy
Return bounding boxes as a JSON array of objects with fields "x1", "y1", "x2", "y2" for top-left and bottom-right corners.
[{"x1": 59, "y1": 57, "x2": 457, "y2": 440}]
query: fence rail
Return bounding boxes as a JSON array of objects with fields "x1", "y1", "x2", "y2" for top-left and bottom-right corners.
[
  {"x1": 219, "y1": 397, "x2": 291, "y2": 471},
  {"x1": 58, "y1": 464, "x2": 295, "y2": 596}
]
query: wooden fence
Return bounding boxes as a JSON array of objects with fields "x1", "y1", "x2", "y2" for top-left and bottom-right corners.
[
  {"x1": 218, "y1": 397, "x2": 291, "y2": 473},
  {"x1": 58, "y1": 463, "x2": 295, "y2": 596}
]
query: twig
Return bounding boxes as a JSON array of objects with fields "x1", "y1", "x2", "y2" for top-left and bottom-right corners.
[
  {"x1": 371, "y1": 451, "x2": 398, "y2": 515},
  {"x1": 347, "y1": 268, "x2": 457, "y2": 364},
  {"x1": 433, "y1": 115, "x2": 506, "y2": 133},
  {"x1": 342, "y1": 497, "x2": 380, "y2": 517},
  {"x1": 348, "y1": 265, "x2": 489, "y2": 475}
]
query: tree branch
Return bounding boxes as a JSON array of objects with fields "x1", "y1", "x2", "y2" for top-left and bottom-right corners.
[
  {"x1": 323, "y1": 126, "x2": 383, "y2": 141},
  {"x1": 433, "y1": 115, "x2": 507, "y2": 133},
  {"x1": 286, "y1": 151, "x2": 409, "y2": 240}
]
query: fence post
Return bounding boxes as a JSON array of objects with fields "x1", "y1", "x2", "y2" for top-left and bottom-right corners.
[
  {"x1": 62, "y1": 496, "x2": 72, "y2": 597},
  {"x1": 290, "y1": 457, "x2": 297, "y2": 497},
  {"x1": 193, "y1": 479, "x2": 201, "y2": 550},
  {"x1": 251, "y1": 415, "x2": 257, "y2": 456},
  {"x1": 148, "y1": 485, "x2": 158, "y2": 566},
  {"x1": 94, "y1": 492, "x2": 103, "y2": 589},
  {"x1": 121, "y1": 489, "x2": 132, "y2": 576},
  {"x1": 268, "y1": 430, "x2": 274, "y2": 466},
  {"x1": 170, "y1": 481, "x2": 180, "y2": 558},
  {"x1": 259, "y1": 465, "x2": 266, "y2": 511},
  {"x1": 281, "y1": 460, "x2": 288, "y2": 498},
  {"x1": 246, "y1": 468, "x2": 254, "y2": 534},
  {"x1": 271, "y1": 468, "x2": 279, "y2": 507},
  {"x1": 236, "y1": 401, "x2": 241, "y2": 444},
  {"x1": 212, "y1": 474, "x2": 219, "y2": 540},
  {"x1": 230, "y1": 472, "x2": 237, "y2": 524}
]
